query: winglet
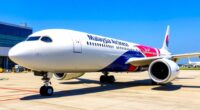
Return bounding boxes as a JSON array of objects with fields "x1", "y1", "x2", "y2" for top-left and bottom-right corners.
[{"x1": 161, "y1": 25, "x2": 170, "y2": 51}]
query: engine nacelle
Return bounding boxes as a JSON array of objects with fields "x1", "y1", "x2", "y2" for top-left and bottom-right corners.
[
  {"x1": 53, "y1": 73, "x2": 85, "y2": 80},
  {"x1": 148, "y1": 59, "x2": 179, "y2": 84}
]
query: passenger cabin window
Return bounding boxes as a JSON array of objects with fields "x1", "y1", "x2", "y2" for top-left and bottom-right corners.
[
  {"x1": 26, "y1": 36, "x2": 40, "y2": 41},
  {"x1": 41, "y1": 36, "x2": 52, "y2": 43}
]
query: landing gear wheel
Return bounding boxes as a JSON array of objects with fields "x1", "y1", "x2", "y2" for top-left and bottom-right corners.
[
  {"x1": 108, "y1": 75, "x2": 115, "y2": 83},
  {"x1": 100, "y1": 75, "x2": 106, "y2": 83},
  {"x1": 40, "y1": 86, "x2": 54, "y2": 96},
  {"x1": 100, "y1": 75, "x2": 115, "y2": 84}
]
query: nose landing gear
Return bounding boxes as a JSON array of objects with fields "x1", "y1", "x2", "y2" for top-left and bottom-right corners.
[
  {"x1": 100, "y1": 72, "x2": 115, "y2": 84},
  {"x1": 39, "y1": 72, "x2": 54, "y2": 96}
]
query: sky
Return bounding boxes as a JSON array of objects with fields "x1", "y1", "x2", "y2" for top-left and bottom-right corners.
[{"x1": 0, "y1": 0, "x2": 200, "y2": 63}]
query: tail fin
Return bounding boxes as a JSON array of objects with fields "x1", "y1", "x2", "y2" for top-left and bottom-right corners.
[
  {"x1": 188, "y1": 58, "x2": 192, "y2": 64},
  {"x1": 161, "y1": 25, "x2": 170, "y2": 51},
  {"x1": 160, "y1": 25, "x2": 171, "y2": 56}
]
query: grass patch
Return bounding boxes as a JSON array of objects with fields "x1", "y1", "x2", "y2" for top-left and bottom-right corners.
[{"x1": 180, "y1": 67, "x2": 200, "y2": 70}]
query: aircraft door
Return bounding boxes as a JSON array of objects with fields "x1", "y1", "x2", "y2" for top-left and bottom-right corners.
[{"x1": 72, "y1": 37, "x2": 82, "y2": 53}]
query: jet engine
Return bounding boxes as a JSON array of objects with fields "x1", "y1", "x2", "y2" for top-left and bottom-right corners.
[
  {"x1": 53, "y1": 73, "x2": 85, "y2": 80},
  {"x1": 148, "y1": 59, "x2": 179, "y2": 84}
]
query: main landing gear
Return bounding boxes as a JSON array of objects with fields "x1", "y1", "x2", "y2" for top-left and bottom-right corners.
[
  {"x1": 100, "y1": 72, "x2": 116, "y2": 84},
  {"x1": 40, "y1": 72, "x2": 54, "y2": 96}
]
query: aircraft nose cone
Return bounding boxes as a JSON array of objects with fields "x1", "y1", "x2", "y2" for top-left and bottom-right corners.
[
  {"x1": 9, "y1": 46, "x2": 21, "y2": 63},
  {"x1": 8, "y1": 43, "x2": 29, "y2": 64}
]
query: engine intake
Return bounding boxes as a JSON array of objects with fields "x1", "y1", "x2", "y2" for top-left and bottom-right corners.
[
  {"x1": 53, "y1": 73, "x2": 85, "y2": 80},
  {"x1": 148, "y1": 59, "x2": 179, "y2": 84}
]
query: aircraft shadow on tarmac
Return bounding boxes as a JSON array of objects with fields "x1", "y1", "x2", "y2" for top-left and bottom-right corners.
[
  {"x1": 21, "y1": 78, "x2": 200, "y2": 100},
  {"x1": 60, "y1": 78, "x2": 100, "y2": 84}
]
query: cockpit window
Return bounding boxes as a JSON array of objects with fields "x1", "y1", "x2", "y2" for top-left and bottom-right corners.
[
  {"x1": 41, "y1": 36, "x2": 52, "y2": 43},
  {"x1": 26, "y1": 36, "x2": 40, "y2": 41}
]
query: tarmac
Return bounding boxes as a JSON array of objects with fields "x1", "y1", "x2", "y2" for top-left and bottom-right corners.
[{"x1": 0, "y1": 70, "x2": 200, "y2": 110}]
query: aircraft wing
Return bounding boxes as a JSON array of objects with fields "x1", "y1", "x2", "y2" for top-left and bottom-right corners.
[
  {"x1": 171, "y1": 52, "x2": 200, "y2": 59},
  {"x1": 126, "y1": 52, "x2": 200, "y2": 66},
  {"x1": 125, "y1": 56, "x2": 164, "y2": 66}
]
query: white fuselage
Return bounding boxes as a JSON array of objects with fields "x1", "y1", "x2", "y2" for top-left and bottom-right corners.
[{"x1": 9, "y1": 29, "x2": 160, "y2": 73}]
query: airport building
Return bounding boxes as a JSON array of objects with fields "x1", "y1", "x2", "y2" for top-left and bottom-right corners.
[{"x1": 0, "y1": 22, "x2": 32, "y2": 72}]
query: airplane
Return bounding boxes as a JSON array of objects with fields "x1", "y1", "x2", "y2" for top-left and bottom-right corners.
[
  {"x1": 188, "y1": 58, "x2": 200, "y2": 68},
  {"x1": 8, "y1": 25, "x2": 200, "y2": 96}
]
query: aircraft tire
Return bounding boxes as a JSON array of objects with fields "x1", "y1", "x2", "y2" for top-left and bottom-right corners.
[
  {"x1": 40, "y1": 86, "x2": 54, "y2": 96},
  {"x1": 100, "y1": 75, "x2": 115, "y2": 84},
  {"x1": 100, "y1": 75, "x2": 106, "y2": 83},
  {"x1": 108, "y1": 75, "x2": 115, "y2": 83}
]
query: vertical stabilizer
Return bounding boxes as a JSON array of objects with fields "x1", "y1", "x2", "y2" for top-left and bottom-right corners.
[
  {"x1": 160, "y1": 25, "x2": 171, "y2": 56},
  {"x1": 188, "y1": 58, "x2": 192, "y2": 64},
  {"x1": 161, "y1": 25, "x2": 170, "y2": 51}
]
